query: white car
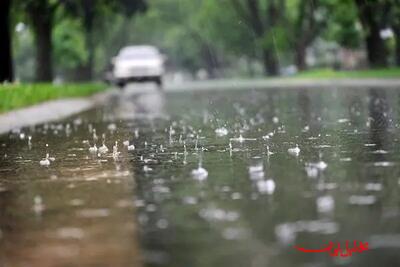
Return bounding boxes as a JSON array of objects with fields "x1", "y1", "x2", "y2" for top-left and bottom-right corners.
[{"x1": 112, "y1": 45, "x2": 165, "y2": 88}]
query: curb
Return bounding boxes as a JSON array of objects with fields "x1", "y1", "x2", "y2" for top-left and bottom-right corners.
[
  {"x1": 0, "y1": 89, "x2": 115, "y2": 135},
  {"x1": 165, "y1": 78, "x2": 400, "y2": 91}
]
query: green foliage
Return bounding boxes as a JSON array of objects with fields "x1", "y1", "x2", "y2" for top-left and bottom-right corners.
[
  {"x1": 53, "y1": 18, "x2": 88, "y2": 69},
  {"x1": 13, "y1": 26, "x2": 35, "y2": 81},
  {"x1": 293, "y1": 67, "x2": 400, "y2": 78},
  {"x1": 0, "y1": 83, "x2": 106, "y2": 113},
  {"x1": 200, "y1": 0, "x2": 257, "y2": 58},
  {"x1": 9, "y1": 0, "x2": 400, "y2": 80},
  {"x1": 120, "y1": 0, "x2": 215, "y2": 73},
  {"x1": 259, "y1": 26, "x2": 290, "y2": 55},
  {"x1": 325, "y1": 0, "x2": 362, "y2": 49}
]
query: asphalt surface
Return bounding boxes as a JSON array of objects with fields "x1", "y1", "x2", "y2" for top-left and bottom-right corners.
[{"x1": 1, "y1": 81, "x2": 400, "y2": 266}]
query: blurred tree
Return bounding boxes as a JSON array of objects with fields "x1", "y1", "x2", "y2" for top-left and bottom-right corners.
[
  {"x1": 198, "y1": 0, "x2": 259, "y2": 76},
  {"x1": 354, "y1": 0, "x2": 390, "y2": 67},
  {"x1": 389, "y1": 0, "x2": 400, "y2": 66},
  {"x1": 292, "y1": 0, "x2": 329, "y2": 71},
  {"x1": 180, "y1": 0, "x2": 224, "y2": 77},
  {"x1": 228, "y1": 0, "x2": 284, "y2": 76},
  {"x1": 124, "y1": 0, "x2": 223, "y2": 78},
  {"x1": 63, "y1": 0, "x2": 147, "y2": 80},
  {"x1": 53, "y1": 18, "x2": 88, "y2": 72},
  {"x1": 16, "y1": 0, "x2": 61, "y2": 81},
  {"x1": 0, "y1": 0, "x2": 14, "y2": 82},
  {"x1": 326, "y1": 0, "x2": 361, "y2": 49}
]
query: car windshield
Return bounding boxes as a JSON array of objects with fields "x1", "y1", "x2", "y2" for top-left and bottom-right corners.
[{"x1": 119, "y1": 47, "x2": 158, "y2": 59}]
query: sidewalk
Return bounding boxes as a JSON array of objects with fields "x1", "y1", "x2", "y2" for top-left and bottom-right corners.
[
  {"x1": 165, "y1": 78, "x2": 400, "y2": 91},
  {"x1": 0, "y1": 89, "x2": 115, "y2": 135}
]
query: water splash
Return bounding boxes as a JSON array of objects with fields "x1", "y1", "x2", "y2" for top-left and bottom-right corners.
[
  {"x1": 215, "y1": 127, "x2": 229, "y2": 137},
  {"x1": 288, "y1": 144, "x2": 300, "y2": 156},
  {"x1": 98, "y1": 134, "x2": 109, "y2": 154},
  {"x1": 191, "y1": 154, "x2": 208, "y2": 181},
  {"x1": 257, "y1": 179, "x2": 276, "y2": 195}
]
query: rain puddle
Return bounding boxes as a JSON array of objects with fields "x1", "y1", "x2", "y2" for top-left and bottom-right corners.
[{"x1": 1, "y1": 86, "x2": 400, "y2": 266}]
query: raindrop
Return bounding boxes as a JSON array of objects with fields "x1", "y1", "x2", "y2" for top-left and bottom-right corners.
[
  {"x1": 77, "y1": 208, "x2": 110, "y2": 218},
  {"x1": 191, "y1": 166, "x2": 208, "y2": 181},
  {"x1": 93, "y1": 128, "x2": 98, "y2": 142},
  {"x1": 156, "y1": 219, "x2": 169, "y2": 229},
  {"x1": 108, "y1": 123, "x2": 117, "y2": 133},
  {"x1": 371, "y1": 149, "x2": 388, "y2": 154},
  {"x1": 222, "y1": 227, "x2": 248, "y2": 240},
  {"x1": 373, "y1": 161, "x2": 395, "y2": 167},
  {"x1": 231, "y1": 192, "x2": 242, "y2": 199},
  {"x1": 28, "y1": 135, "x2": 32, "y2": 149},
  {"x1": 275, "y1": 223, "x2": 296, "y2": 245},
  {"x1": 69, "y1": 199, "x2": 84, "y2": 206},
  {"x1": 305, "y1": 165, "x2": 318, "y2": 178},
  {"x1": 365, "y1": 183, "x2": 382, "y2": 191},
  {"x1": 314, "y1": 161, "x2": 328, "y2": 171},
  {"x1": 194, "y1": 135, "x2": 199, "y2": 151},
  {"x1": 288, "y1": 144, "x2": 300, "y2": 156},
  {"x1": 348, "y1": 195, "x2": 376, "y2": 205},
  {"x1": 183, "y1": 196, "x2": 197, "y2": 205},
  {"x1": 143, "y1": 165, "x2": 153, "y2": 172},
  {"x1": 113, "y1": 141, "x2": 120, "y2": 158},
  {"x1": 266, "y1": 145, "x2": 274, "y2": 156},
  {"x1": 89, "y1": 144, "x2": 98, "y2": 154},
  {"x1": 249, "y1": 158, "x2": 263, "y2": 173},
  {"x1": 98, "y1": 134, "x2": 109, "y2": 154},
  {"x1": 316, "y1": 195, "x2": 335, "y2": 213},
  {"x1": 199, "y1": 207, "x2": 239, "y2": 222},
  {"x1": 257, "y1": 179, "x2": 276, "y2": 194},
  {"x1": 33, "y1": 195, "x2": 45, "y2": 214},
  {"x1": 146, "y1": 204, "x2": 157, "y2": 212},
  {"x1": 39, "y1": 153, "x2": 51, "y2": 166},
  {"x1": 215, "y1": 127, "x2": 229, "y2": 137},
  {"x1": 302, "y1": 125, "x2": 310, "y2": 132},
  {"x1": 262, "y1": 131, "x2": 274, "y2": 140},
  {"x1": 56, "y1": 227, "x2": 84, "y2": 240},
  {"x1": 192, "y1": 153, "x2": 208, "y2": 181},
  {"x1": 230, "y1": 134, "x2": 256, "y2": 143}
]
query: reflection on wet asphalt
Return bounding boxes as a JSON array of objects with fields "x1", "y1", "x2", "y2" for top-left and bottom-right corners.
[{"x1": 1, "y1": 85, "x2": 400, "y2": 267}]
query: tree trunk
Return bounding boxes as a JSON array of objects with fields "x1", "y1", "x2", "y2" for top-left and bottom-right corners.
[
  {"x1": 81, "y1": 1, "x2": 95, "y2": 81},
  {"x1": 201, "y1": 43, "x2": 219, "y2": 79},
  {"x1": 394, "y1": 27, "x2": 400, "y2": 66},
  {"x1": 365, "y1": 27, "x2": 387, "y2": 68},
  {"x1": 295, "y1": 44, "x2": 307, "y2": 71},
  {"x1": 0, "y1": 0, "x2": 13, "y2": 82},
  {"x1": 81, "y1": 30, "x2": 94, "y2": 80},
  {"x1": 32, "y1": 12, "x2": 53, "y2": 82},
  {"x1": 262, "y1": 49, "x2": 279, "y2": 76},
  {"x1": 355, "y1": 0, "x2": 388, "y2": 68},
  {"x1": 75, "y1": 31, "x2": 94, "y2": 81},
  {"x1": 246, "y1": 57, "x2": 255, "y2": 77}
]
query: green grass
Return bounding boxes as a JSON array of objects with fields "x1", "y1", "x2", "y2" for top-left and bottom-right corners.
[
  {"x1": 0, "y1": 83, "x2": 107, "y2": 113},
  {"x1": 293, "y1": 68, "x2": 400, "y2": 79}
]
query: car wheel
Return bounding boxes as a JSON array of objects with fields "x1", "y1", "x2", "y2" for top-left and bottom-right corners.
[
  {"x1": 155, "y1": 77, "x2": 163, "y2": 89},
  {"x1": 116, "y1": 81, "x2": 125, "y2": 89}
]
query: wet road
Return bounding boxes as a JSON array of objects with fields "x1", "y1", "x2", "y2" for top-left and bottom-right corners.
[{"x1": 1, "y1": 84, "x2": 400, "y2": 267}]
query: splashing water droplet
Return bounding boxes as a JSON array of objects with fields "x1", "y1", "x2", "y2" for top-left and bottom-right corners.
[
  {"x1": 288, "y1": 144, "x2": 300, "y2": 156},
  {"x1": 257, "y1": 179, "x2": 275, "y2": 194}
]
